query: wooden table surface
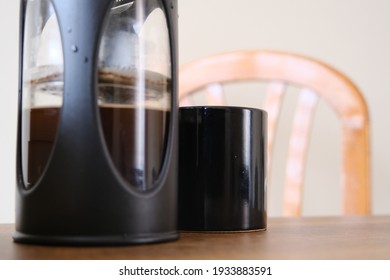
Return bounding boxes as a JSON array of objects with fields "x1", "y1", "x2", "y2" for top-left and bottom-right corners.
[{"x1": 1, "y1": 216, "x2": 389, "y2": 260}]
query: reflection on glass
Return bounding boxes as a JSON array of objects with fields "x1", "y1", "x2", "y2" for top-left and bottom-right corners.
[
  {"x1": 98, "y1": 0, "x2": 171, "y2": 191},
  {"x1": 22, "y1": 0, "x2": 64, "y2": 188}
]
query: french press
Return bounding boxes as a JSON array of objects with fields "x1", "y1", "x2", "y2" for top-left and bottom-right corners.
[{"x1": 15, "y1": 0, "x2": 178, "y2": 245}]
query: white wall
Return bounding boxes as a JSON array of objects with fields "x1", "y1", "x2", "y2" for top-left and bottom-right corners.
[
  {"x1": 1, "y1": 0, "x2": 389, "y2": 223},
  {"x1": 0, "y1": 0, "x2": 19, "y2": 223}
]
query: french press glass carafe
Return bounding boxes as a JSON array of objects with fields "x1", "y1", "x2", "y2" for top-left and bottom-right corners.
[{"x1": 15, "y1": 0, "x2": 178, "y2": 245}]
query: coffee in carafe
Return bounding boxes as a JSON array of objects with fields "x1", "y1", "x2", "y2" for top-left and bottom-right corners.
[{"x1": 15, "y1": 0, "x2": 178, "y2": 245}]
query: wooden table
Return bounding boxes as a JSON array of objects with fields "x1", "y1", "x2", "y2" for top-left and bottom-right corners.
[{"x1": 1, "y1": 216, "x2": 389, "y2": 260}]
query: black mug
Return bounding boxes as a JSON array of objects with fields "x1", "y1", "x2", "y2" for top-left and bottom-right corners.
[{"x1": 179, "y1": 106, "x2": 267, "y2": 231}]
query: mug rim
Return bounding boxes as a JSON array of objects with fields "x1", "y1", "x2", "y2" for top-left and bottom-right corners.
[{"x1": 179, "y1": 105, "x2": 267, "y2": 115}]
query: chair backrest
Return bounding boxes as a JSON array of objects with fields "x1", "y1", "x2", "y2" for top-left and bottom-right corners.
[{"x1": 179, "y1": 50, "x2": 370, "y2": 216}]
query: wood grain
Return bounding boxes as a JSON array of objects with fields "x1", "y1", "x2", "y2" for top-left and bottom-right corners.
[{"x1": 1, "y1": 217, "x2": 389, "y2": 260}]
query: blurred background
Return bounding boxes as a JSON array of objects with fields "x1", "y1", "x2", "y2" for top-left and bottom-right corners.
[{"x1": 1, "y1": 0, "x2": 389, "y2": 223}]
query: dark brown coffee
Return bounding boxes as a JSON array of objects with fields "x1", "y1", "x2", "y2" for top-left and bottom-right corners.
[
  {"x1": 26, "y1": 106, "x2": 169, "y2": 189},
  {"x1": 23, "y1": 68, "x2": 171, "y2": 189},
  {"x1": 99, "y1": 105, "x2": 169, "y2": 189},
  {"x1": 26, "y1": 107, "x2": 61, "y2": 186}
]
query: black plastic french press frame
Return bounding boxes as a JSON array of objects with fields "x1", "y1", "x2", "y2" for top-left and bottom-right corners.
[{"x1": 14, "y1": 0, "x2": 178, "y2": 245}]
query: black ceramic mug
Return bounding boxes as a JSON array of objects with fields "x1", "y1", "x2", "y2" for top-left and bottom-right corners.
[{"x1": 179, "y1": 106, "x2": 267, "y2": 231}]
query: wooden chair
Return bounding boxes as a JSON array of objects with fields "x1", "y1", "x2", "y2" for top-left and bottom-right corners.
[{"x1": 179, "y1": 50, "x2": 370, "y2": 216}]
